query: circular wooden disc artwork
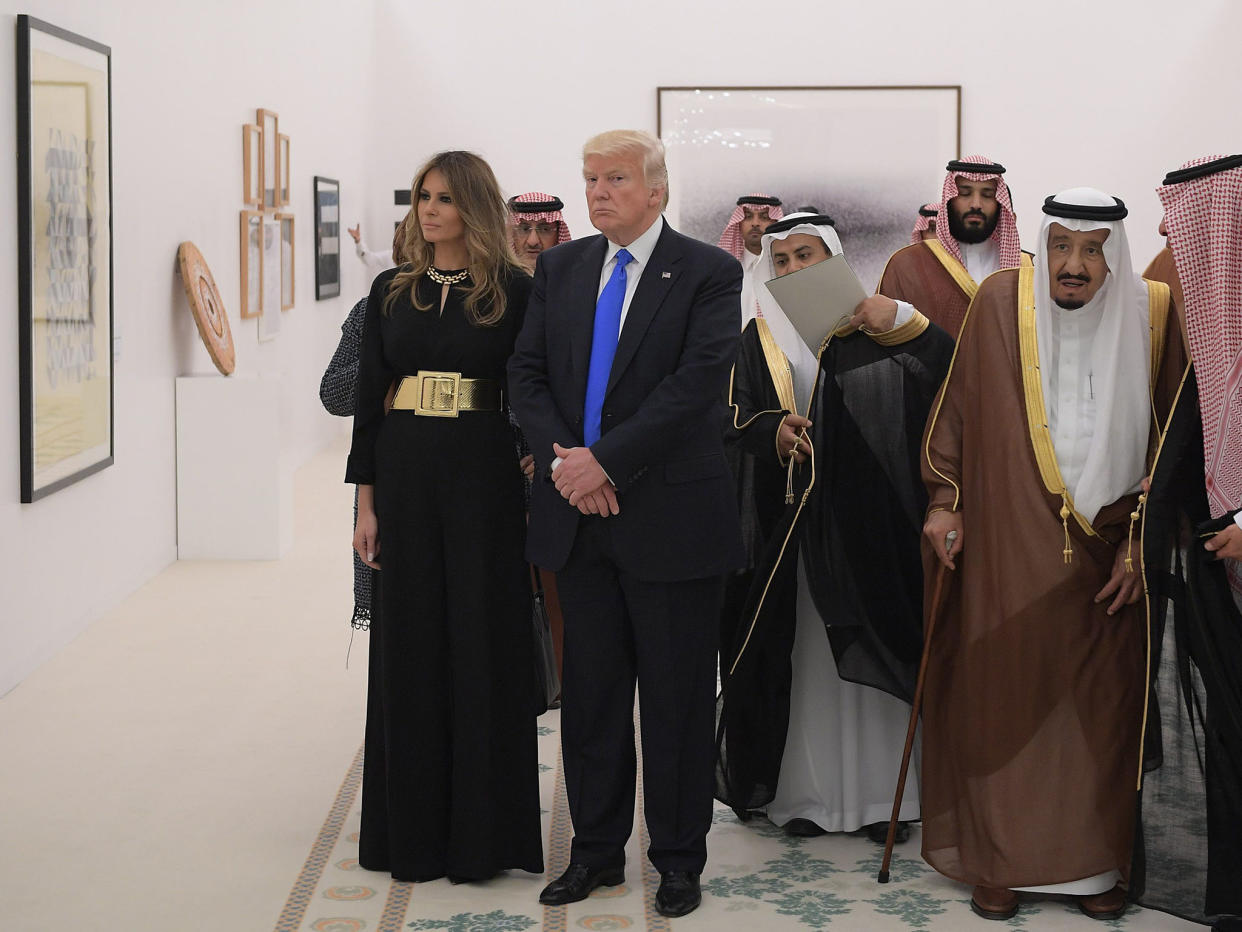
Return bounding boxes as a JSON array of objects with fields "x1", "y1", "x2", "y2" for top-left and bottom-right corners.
[{"x1": 177, "y1": 241, "x2": 236, "y2": 375}]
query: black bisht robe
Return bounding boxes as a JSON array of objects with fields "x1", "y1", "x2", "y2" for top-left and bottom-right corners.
[
  {"x1": 716, "y1": 315, "x2": 954, "y2": 812},
  {"x1": 1134, "y1": 367, "x2": 1242, "y2": 924}
]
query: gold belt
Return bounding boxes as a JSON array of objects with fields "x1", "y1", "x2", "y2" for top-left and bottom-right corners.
[{"x1": 391, "y1": 372, "x2": 502, "y2": 417}]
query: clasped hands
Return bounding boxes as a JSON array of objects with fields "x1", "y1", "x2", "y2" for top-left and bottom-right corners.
[{"x1": 552, "y1": 442, "x2": 620, "y2": 516}]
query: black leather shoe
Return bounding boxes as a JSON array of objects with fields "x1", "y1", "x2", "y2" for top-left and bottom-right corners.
[
  {"x1": 785, "y1": 817, "x2": 827, "y2": 837},
  {"x1": 864, "y1": 820, "x2": 910, "y2": 844},
  {"x1": 538, "y1": 862, "x2": 625, "y2": 905},
  {"x1": 655, "y1": 870, "x2": 701, "y2": 917}
]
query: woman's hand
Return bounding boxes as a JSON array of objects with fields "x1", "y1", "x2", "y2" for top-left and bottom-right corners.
[{"x1": 354, "y1": 485, "x2": 381, "y2": 569}]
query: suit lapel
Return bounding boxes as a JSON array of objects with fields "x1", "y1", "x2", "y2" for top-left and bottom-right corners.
[
  {"x1": 606, "y1": 224, "x2": 682, "y2": 398},
  {"x1": 569, "y1": 237, "x2": 609, "y2": 409}
]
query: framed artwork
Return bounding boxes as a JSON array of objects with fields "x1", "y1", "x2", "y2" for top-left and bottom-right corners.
[
  {"x1": 313, "y1": 175, "x2": 340, "y2": 300},
  {"x1": 242, "y1": 124, "x2": 261, "y2": 207},
  {"x1": 16, "y1": 16, "x2": 114, "y2": 503},
  {"x1": 257, "y1": 108, "x2": 278, "y2": 209},
  {"x1": 258, "y1": 218, "x2": 281, "y2": 341},
  {"x1": 277, "y1": 133, "x2": 290, "y2": 206},
  {"x1": 239, "y1": 210, "x2": 263, "y2": 318},
  {"x1": 275, "y1": 212, "x2": 295, "y2": 310},
  {"x1": 657, "y1": 86, "x2": 961, "y2": 290}
]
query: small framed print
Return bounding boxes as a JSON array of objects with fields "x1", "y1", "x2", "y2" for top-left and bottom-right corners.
[
  {"x1": 314, "y1": 176, "x2": 340, "y2": 299},
  {"x1": 257, "y1": 108, "x2": 279, "y2": 209},
  {"x1": 258, "y1": 218, "x2": 281, "y2": 341},
  {"x1": 275, "y1": 212, "x2": 295, "y2": 310},
  {"x1": 239, "y1": 210, "x2": 263, "y2": 319},
  {"x1": 242, "y1": 124, "x2": 261, "y2": 207},
  {"x1": 277, "y1": 134, "x2": 290, "y2": 206}
]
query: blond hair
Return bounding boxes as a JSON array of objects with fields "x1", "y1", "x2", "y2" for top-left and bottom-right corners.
[
  {"x1": 582, "y1": 129, "x2": 670, "y2": 209},
  {"x1": 385, "y1": 151, "x2": 525, "y2": 326}
]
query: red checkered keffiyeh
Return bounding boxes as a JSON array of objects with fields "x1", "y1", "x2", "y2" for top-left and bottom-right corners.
[
  {"x1": 911, "y1": 203, "x2": 939, "y2": 244},
  {"x1": 1158, "y1": 154, "x2": 1242, "y2": 594},
  {"x1": 508, "y1": 192, "x2": 572, "y2": 243},
  {"x1": 718, "y1": 194, "x2": 784, "y2": 261},
  {"x1": 935, "y1": 155, "x2": 1022, "y2": 270}
]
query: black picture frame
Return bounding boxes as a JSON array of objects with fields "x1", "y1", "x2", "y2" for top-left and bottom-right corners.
[
  {"x1": 17, "y1": 16, "x2": 115, "y2": 503},
  {"x1": 313, "y1": 175, "x2": 340, "y2": 300}
]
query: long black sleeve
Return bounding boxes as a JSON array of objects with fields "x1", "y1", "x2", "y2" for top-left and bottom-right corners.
[{"x1": 344, "y1": 271, "x2": 399, "y2": 485}]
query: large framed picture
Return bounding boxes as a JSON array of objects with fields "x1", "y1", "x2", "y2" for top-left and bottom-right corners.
[
  {"x1": 17, "y1": 16, "x2": 114, "y2": 503},
  {"x1": 657, "y1": 86, "x2": 961, "y2": 291},
  {"x1": 313, "y1": 176, "x2": 340, "y2": 300}
]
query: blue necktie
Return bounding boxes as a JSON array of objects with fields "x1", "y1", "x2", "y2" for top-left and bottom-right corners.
[{"x1": 583, "y1": 248, "x2": 633, "y2": 446}]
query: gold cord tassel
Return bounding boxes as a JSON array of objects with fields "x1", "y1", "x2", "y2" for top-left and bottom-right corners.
[
  {"x1": 1060, "y1": 497, "x2": 1073, "y2": 564},
  {"x1": 1125, "y1": 492, "x2": 1147, "y2": 574},
  {"x1": 785, "y1": 455, "x2": 795, "y2": 505}
]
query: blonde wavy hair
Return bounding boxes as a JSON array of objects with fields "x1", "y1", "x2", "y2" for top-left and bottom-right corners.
[{"x1": 384, "y1": 151, "x2": 525, "y2": 326}]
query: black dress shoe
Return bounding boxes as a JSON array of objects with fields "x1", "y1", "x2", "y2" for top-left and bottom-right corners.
[
  {"x1": 864, "y1": 820, "x2": 910, "y2": 844},
  {"x1": 655, "y1": 870, "x2": 701, "y2": 918},
  {"x1": 784, "y1": 817, "x2": 827, "y2": 837},
  {"x1": 538, "y1": 862, "x2": 625, "y2": 905}
]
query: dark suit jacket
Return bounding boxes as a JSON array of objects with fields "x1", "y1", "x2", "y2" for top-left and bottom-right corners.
[{"x1": 508, "y1": 219, "x2": 746, "y2": 581}]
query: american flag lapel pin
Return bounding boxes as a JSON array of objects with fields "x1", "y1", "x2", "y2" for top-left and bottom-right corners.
[{"x1": 661, "y1": 271, "x2": 671, "y2": 279}]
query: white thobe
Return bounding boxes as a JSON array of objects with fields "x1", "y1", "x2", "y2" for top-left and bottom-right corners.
[
  {"x1": 959, "y1": 239, "x2": 999, "y2": 285},
  {"x1": 1012, "y1": 300, "x2": 1119, "y2": 897},
  {"x1": 740, "y1": 248, "x2": 764, "y2": 325}
]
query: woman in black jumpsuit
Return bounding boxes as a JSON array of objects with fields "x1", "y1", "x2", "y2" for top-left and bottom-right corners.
[{"x1": 346, "y1": 151, "x2": 542, "y2": 883}]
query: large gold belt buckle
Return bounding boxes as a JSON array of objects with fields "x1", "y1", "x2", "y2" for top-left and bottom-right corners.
[{"x1": 414, "y1": 370, "x2": 461, "y2": 417}]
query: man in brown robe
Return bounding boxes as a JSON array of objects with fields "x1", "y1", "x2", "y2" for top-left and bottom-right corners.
[
  {"x1": 878, "y1": 155, "x2": 1026, "y2": 337},
  {"x1": 919, "y1": 188, "x2": 1185, "y2": 922}
]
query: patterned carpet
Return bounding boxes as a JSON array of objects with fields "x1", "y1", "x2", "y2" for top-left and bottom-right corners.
[{"x1": 274, "y1": 711, "x2": 1200, "y2": 931}]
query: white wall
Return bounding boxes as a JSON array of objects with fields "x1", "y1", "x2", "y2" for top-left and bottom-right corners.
[
  {"x1": 4, "y1": 0, "x2": 1240, "y2": 695},
  {"x1": 0, "y1": 0, "x2": 380, "y2": 695},
  {"x1": 367, "y1": 0, "x2": 1241, "y2": 265}
]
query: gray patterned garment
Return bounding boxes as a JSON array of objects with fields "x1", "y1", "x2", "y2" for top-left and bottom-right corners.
[{"x1": 320, "y1": 296, "x2": 374, "y2": 630}]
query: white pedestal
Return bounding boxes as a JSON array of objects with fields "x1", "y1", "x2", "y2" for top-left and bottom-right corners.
[{"x1": 175, "y1": 375, "x2": 293, "y2": 560}]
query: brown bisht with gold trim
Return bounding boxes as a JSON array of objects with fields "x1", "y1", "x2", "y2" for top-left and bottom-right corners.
[
  {"x1": 716, "y1": 310, "x2": 954, "y2": 812},
  {"x1": 878, "y1": 240, "x2": 1033, "y2": 338},
  {"x1": 918, "y1": 265, "x2": 1184, "y2": 889}
]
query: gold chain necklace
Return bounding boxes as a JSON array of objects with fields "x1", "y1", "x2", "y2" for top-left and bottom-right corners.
[{"x1": 426, "y1": 266, "x2": 469, "y2": 286}]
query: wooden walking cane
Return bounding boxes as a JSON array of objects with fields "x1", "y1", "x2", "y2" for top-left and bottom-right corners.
[{"x1": 878, "y1": 529, "x2": 956, "y2": 883}]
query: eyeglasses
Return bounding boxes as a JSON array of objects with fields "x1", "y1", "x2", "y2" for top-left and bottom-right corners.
[{"x1": 515, "y1": 222, "x2": 559, "y2": 237}]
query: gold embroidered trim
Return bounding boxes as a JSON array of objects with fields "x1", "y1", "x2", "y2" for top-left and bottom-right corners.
[
  {"x1": 924, "y1": 239, "x2": 978, "y2": 300},
  {"x1": 1145, "y1": 279, "x2": 1171, "y2": 416},
  {"x1": 1020, "y1": 252, "x2": 1034, "y2": 270},
  {"x1": 921, "y1": 289, "x2": 984, "y2": 514},
  {"x1": 1017, "y1": 265, "x2": 1101, "y2": 559},
  {"x1": 755, "y1": 318, "x2": 797, "y2": 415},
  {"x1": 868, "y1": 310, "x2": 930, "y2": 346},
  {"x1": 1135, "y1": 362, "x2": 1191, "y2": 789}
]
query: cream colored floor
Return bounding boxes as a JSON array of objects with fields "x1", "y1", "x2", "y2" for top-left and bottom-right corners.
[
  {"x1": 0, "y1": 438, "x2": 1206, "y2": 931},
  {"x1": 0, "y1": 437, "x2": 367, "y2": 931}
]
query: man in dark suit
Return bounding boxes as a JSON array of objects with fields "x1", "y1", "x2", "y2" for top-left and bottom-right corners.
[{"x1": 508, "y1": 129, "x2": 744, "y2": 918}]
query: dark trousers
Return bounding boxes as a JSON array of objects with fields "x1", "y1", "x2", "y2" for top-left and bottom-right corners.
[{"x1": 555, "y1": 518, "x2": 723, "y2": 875}]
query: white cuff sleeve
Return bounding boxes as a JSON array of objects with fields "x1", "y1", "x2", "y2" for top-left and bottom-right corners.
[
  {"x1": 1233, "y1": 510, "x2": 1242, "y2": 531},
  {"x1": 894, "y1": 300, "x2": 916, "y2": 327}
]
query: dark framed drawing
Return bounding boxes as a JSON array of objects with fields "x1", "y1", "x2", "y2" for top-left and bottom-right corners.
[
  {"x1": 657, "y1": 85, "x2": 961, "y2": 291},
  {"x1": 314, "y1": 175, "x2": 340, "y2": 299},
  {"x1": 17, "y1": 16, "x2": 114, "y2": 503}
]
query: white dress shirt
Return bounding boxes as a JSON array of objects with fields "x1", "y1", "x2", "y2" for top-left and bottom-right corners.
[
  {"x1": 355, "y1": 240, "x2": 395, "y2": 280},
  {"x1": 597, "y1": 214, "x2": 666, "y2": 330}
]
